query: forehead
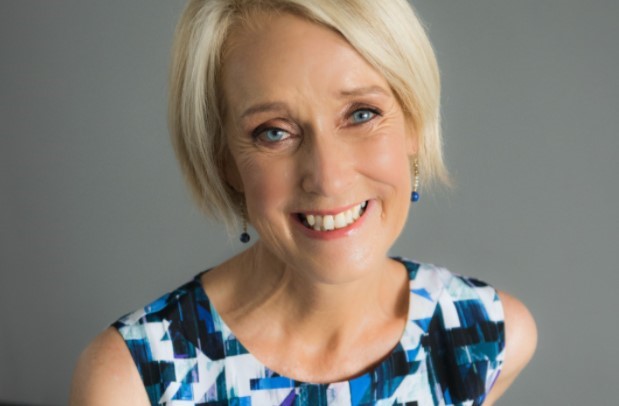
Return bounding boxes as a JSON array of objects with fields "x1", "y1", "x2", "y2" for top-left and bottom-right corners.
[{"x1": 221, "y1": 13, "x2": 391, "y2": 117}]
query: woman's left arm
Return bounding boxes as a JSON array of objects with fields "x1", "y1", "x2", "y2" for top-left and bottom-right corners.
[{"x1": 484, "y1": 291, "x2": 538, "y2": 405}]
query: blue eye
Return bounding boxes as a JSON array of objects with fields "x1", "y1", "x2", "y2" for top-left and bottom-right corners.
[
  {"x1": 260, "y1": 128, "x2": 289, "y2": 142},
  {"x1": 351, "y1": 109, "x2": 377, "y2": 124}
]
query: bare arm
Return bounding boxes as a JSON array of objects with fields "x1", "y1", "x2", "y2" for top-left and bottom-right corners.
[
  {"x1": 69, "y1": 327, "x2": 150, "y2": 406},
  {"x1": 484, "y1": 291, "x2": 537, "y2": 405}
]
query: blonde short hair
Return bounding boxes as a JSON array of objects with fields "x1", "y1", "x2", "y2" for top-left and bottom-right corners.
[{"x1": 169, "y1": 0, "x2": 448, "y2": 230}]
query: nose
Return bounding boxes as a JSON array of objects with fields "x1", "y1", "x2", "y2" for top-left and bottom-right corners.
[{"x1": 299, "y1": 131, "x2": 357, "y2": 197}]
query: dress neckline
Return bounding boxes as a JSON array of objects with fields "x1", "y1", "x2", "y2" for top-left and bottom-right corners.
[{"x1": 191, "y1": 257, "x2": 422, "y2": 387}]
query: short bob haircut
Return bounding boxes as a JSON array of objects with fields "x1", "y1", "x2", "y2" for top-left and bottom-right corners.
[{"x1": 169, "y1": 0, "x2": 448, "y2": 230}]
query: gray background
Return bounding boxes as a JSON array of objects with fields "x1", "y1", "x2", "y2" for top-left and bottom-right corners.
[{"x1": 1, "y1": 0, "x2": 617, "y2": 404}]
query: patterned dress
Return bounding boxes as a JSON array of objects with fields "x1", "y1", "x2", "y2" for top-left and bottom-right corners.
[{"x1": 113, "y1": 259, "x2": 505, "y2": 405}]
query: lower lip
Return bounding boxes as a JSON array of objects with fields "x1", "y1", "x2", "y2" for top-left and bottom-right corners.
[{"x1": 293, "y1": 201, "x2": 372, "y2": 240}]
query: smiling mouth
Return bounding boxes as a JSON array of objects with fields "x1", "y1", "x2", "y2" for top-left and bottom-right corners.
[{"x1": 297, "y1": 201, "x2": 368, "y2": 231}]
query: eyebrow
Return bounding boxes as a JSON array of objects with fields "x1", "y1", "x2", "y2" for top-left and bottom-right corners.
[
  {"x1": 239, "y1": 86, "x2": 390, "y2": 120},
  {"x1": 337, "y1": 85, "x2": 390, "y2": 98},
  {"x1": 240, "y1": 102, "x2": 288, "y2": 120}
]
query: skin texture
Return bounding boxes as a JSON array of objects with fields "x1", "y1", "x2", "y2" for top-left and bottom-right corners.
[
  {"x1": 70, "y1": 328, "x2": 150, "y2": 406},
  {"x1": 70, "y1": 13, "x2": 536, "y2": 404}
]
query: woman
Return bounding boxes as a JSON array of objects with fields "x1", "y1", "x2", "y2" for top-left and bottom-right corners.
[{"x1": 71, "y1": 0, "x2": 536, "y2": 404}]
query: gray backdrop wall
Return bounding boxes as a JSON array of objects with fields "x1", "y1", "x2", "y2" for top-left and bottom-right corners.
[{"x1": 1, "y1": 1, "x2": 618, "y2": 404}]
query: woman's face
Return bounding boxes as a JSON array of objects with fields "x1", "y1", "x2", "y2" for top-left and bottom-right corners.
[{"x1": 222, "y1": 13, "x2": 416, "y2": 282}]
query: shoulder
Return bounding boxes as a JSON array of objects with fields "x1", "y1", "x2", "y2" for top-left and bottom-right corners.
[
  {"x1": 411, "y1": 261, "x2": 504, "y2": 321},
  {"x1": 485, "y1": 290, "x2": 537, "y2": 404},
  {"x1": 69, "y1": 327, "x2": 150, "y2": 406},
  {"x1": 70, "y1": 277, "x2": 207, "y2": 405},
  {"x1": 419, "y1": 262, "x2": 537, "y2": 378},
  {"x1": 425, "y1": 265, "x2": 537, "y2": 404}
]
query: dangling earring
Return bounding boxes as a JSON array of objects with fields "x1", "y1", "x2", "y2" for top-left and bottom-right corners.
[
  {"x1": 411, "y1": 158, "x2": 420, "y2": 202},
  {"x1": 240, "y1": 200, "x2": 250, "y2": 243}
]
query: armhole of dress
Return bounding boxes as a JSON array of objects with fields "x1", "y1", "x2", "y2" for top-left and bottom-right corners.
[
  {"x1": 439, "y1": 269, "x2": 507, "y2": 400},
  {"x1": 110, "y1": 318, "x2": 156, "y2": 404},
  {"x1": 472, "y1": 279, "x2": 506, "y2": 396}
]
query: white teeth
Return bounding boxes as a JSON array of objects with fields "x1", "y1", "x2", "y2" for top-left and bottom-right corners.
[
  {"x1": 334, "y1": 212, "x2": 346, "y2": 228},
  {"x1": 345, "y1": 210, "x2": 353, "y2": 224},
  {"x1": 323, "y1": 215, "x2": 335, "y2": 231},
  {"x1": 313, "y1": 215, "x2": 323, "y2": 231},
  {"x1": 300, "y1": 201, "x2": 368, "y2": 232}
]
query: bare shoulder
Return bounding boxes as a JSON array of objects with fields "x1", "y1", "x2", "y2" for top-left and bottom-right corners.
[
  {"x1": 484, "y1": 290, "x2": 537, "y2": 405},
  {"x1": 69, "y1": 327, "x2": 150, "y2": 406}
]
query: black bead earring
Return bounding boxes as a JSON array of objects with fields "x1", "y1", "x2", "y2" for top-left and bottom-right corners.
[
  {"x1": 240, "y1": 201, "x2": 250, "y2": 243},
  {"x1": 240, "y1": 227, "x2": 250, "y2": 243}
]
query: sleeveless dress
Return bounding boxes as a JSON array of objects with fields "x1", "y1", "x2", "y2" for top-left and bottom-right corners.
[{"x1": 113, "y1": 259, "x2": 505, "y2": 405}]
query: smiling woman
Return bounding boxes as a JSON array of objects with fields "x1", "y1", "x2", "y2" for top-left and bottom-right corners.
[
  {"x1": 70, "y1": 1, "x2": 536, "y2": 405},
  {"x1": 221, "y1": 14, "x2": 416, "y2": 281}
]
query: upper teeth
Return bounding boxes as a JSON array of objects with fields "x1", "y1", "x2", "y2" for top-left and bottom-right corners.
[{"x1": 301, "y1": 201, "x2": 368, "y2": 231}]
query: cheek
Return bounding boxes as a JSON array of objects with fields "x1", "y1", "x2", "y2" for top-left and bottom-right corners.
[
  {"x1": 359, "y1": 133, "x2": 412, "y2": 188},
  {"x1": 240, "y1": 159, "x2": 294, "y2": 217}
]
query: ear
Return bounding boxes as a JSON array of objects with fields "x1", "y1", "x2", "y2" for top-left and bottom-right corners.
[{"x1": 224, "y1": 149, "x2": 244, "y2": 193}]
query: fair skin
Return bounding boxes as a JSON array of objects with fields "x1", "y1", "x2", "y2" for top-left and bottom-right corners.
[{"x1": 70, "y1": 13, "x2": 536, "y2": 405}]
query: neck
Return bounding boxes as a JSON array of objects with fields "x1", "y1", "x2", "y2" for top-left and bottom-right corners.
[{"x1": 234, "y1": 242, "x2": 408, "y2": 347}]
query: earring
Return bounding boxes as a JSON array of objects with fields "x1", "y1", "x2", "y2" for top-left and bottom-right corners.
[
  {"x1": 240, "y1": 201, "x2": 250, "y2": 243},
  {"x1": 411, "y1": 158, "x2": 420, "y2": 202}
]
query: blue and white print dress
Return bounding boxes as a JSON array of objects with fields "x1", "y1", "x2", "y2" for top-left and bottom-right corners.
[{"x1": 113, "y1": 259, "x2": 505, "y2": 405}]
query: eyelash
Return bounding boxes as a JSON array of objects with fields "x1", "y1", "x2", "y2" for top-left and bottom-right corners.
[
  {"x1": 250, "y1": 106, "x2": 382, "y2": 145},
  {"x1": 253, "y1": 127, "x2": 291, "y2": 143},
  {"x1": 348, "y1": 106, "x2": 382, "y2": 125},
  {"x1": 251, "y1": 124, "x2": 294, "y2": 145}
]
